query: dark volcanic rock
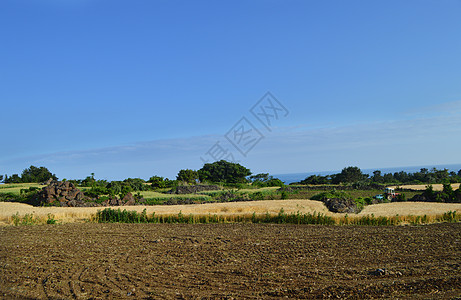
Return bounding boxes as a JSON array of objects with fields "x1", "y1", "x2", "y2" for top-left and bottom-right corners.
[
  {"x1": 36, "y1": 181, "x2": 145, "y2": 207},
  {"x1": 37, "y1": 181, "x2": 89, "y2": 207},
  {"x1": 109, "y1": 197, "x2": 123, "y2": 206},
  {"x1": 122, "y1": 192, "x2": 136, "y2": 206},
  {"x1": 323, "y1": 198, "x2": 359, "y2": 213}
]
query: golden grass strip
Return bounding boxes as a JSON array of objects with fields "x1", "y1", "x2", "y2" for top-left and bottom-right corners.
[
  {"x1": 1, "y1": 200, "x2": 460, "y2": 225},
  {"x1": 389, "y1": 183, "x2": 460, "y2": 191}
]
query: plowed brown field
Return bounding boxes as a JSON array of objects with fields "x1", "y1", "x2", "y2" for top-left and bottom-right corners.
[{"x1": 1, "y1": 223, "x2": 460, "y2": 299}]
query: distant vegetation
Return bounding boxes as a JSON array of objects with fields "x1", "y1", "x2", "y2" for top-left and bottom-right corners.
[
  {"x1": 2, "y1": 166, "x2": 57, "y2": 184},
  {"x1": 1, "y1": 163, "x2": 461, "y2": 212},
  {"x1": 297, "y1": 166, "x2": 461, "y2": 185},
  {"x1": 417, "y1": 183, "x2": 461, "y2": 203}
]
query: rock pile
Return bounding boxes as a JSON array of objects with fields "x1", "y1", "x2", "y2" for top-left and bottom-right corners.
[
  {"x1": 37, "y1": 182, "x2": 143, "y2": 207},
  {"x1": 37, "y1": 181, "x2": 93, "y2": 207},
  {"x1": 322, "y1": 198, "x2": 359, "y2": 213},
  {"x1": 41, "y1": 178, "x2": 54, "y2": 185}
]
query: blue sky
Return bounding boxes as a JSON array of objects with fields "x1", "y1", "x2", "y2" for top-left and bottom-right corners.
[{"x1": 1, "y1": 0, "x2": 460, "y2": 180}]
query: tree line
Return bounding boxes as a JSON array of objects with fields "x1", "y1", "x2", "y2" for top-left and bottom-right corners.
[
  {"x1": 297, "y1": 166, "x2": 461, "y2": 185},
  {"x1": 2, "y1": 163, "x2": 460, "y2": 188},
  {"x1": 1, "y1": 166, "x2": 57, "y2": 184}
]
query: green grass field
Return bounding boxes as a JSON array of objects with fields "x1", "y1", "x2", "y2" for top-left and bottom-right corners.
[
  {"x1": 0, "y1": 183, "x2": 45, "y2": 195},
  {"x1": 137, "y1": 190, "x2": 212, "y2": 200}
]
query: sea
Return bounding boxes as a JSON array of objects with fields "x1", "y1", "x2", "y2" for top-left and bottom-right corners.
[{"x1": 273, "y1": 163, "x2": 461, "y2": 185}]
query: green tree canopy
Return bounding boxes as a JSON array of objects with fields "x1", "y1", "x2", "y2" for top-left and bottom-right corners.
[
  {"x1": 371, "y1": 170, "x2": 383, "y2": 183},
  {"x1": 20, "y1": 166, "x2": 57, "y2": 183},
  {"x1": 198, "y1": 160, "x2": 251, "y2": 184},
  {"x1": 123, "y1": 178, "x2": 147, "y2": 191},
  {"x1": 332, "y1": 166, "x2": 367, "y2": 184},
  {"x1": 299, "y1": 174, "x2": 330, "y2": 185},
  {"x1": 4, "y1": 174, "x2": 22, "y2": 183},
  {"x1": 176, "y1": 169, "x2": 199, "y2": 184},
  {"x1": 250, "y1": 173, "x2": 284, "y2": 187},
  {"x1": 148, "y1": 176, "x2": 166, "y2": 188}
]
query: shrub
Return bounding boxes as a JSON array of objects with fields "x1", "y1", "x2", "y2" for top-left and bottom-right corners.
[
  {"x1": 441, "y1": 211, "x2": 457, "y2": 222},
  {"x1": 395, "y1": 193, "x2": 406, "y2": 202},
  {"x1": 355, "y1": 197, "x2": 372, "y2": 210},
  {"x1": 46, "y1": 214, "x2": 58, "y2": 224},
  {"x1": 11, "y1": 213, "x2": 39, "y2": 226},
  {"x1": 84, "y1": 186, "x2": 108, "y2": 198},
  {"x1": 281, "y1": 191, "x2": 288, "y2": 199},
  {"x1": 0, "y1": 192, "x2": 24, "y2": 203},
  {"x1": 249, "y1": 191, "x2": 264, "y2": 201}
]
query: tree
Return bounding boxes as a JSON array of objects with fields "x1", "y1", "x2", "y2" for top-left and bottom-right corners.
[
  {"x1": 413, "y1": 169, "x2": 428, "y2": 183},
  {"x1": 198, "y1": 160, "x2": 251, "y2": 184},
  {"x1": 176, "y1": 169, "x2": 199, "y2": 184},
  {"x1": 393, "y1": 171, "x2": 409, "y2": 183},
  {"x1": 423, "y1": 185, "x2": 435, "y2": 200},
  {"x1": 81, "y1": 176, "x2": 96, "y2": 187},
  {"x1": 371, "y1": 170, "x2": 383, "y2": 183},
  {"x1": 0, "y1": 175, "x2": 3, "y2": 183},
  {"x1": 250, "y1": 173, "x2": 270, "y2": 182},
  {"x1": 5, "y1": 174, "x2": 22, "y2": 183},
  {"x1": 448, "y1": 171, "x2": 459, "y2": 183},
  {"x1": 250, "y1": 173, "x2": 284, "y2": 187},
  {"x1": 20, "y1": 166, "x2": 57, "y2": 183},
  {"x1": 455, "y1": 186, "x2": 461, "y2": 203},
  {"x1": 433, "y1": 168, "x2": 449, "y2": 182},
  {"x1": 442, "y1": 183, "x2": 455, "y2": 201},
  {"x1": 298, "y1": 174, "x2": 330, "y2": 185},
  {"x1": 148, "y1": 176, "x2": 167, "y2": 188},
  {"x1": 123, "y1": 178, "x2": 146, "y2": 191},
  {"x1": 332, "y1": 166, "x2": 367, "y2": 184},
  {"x1": 107, "y1": 181, "x2": 122, "y2": 195}
]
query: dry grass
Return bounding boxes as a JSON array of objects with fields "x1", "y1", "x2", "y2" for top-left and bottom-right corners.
[
  {"x1": 0, "y1": 202, "x2": 100, "y2": 225},
  {"x1": 1, "y1": 199, "x2": 460, "y2": 225},
  {"x1": 0, "y1": 200, "x2": 331, "y2": 225},
  {"x1": 389, "y1": 183, "x2": 460, "y2": 191},
  {"x1": 358, "y1": 202, "x2": 461, "y2": 217}
]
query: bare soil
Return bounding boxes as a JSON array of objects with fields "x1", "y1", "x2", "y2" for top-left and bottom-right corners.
[{"x1": 0, "y1": 223, "x2": 460, "y2": 299}]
